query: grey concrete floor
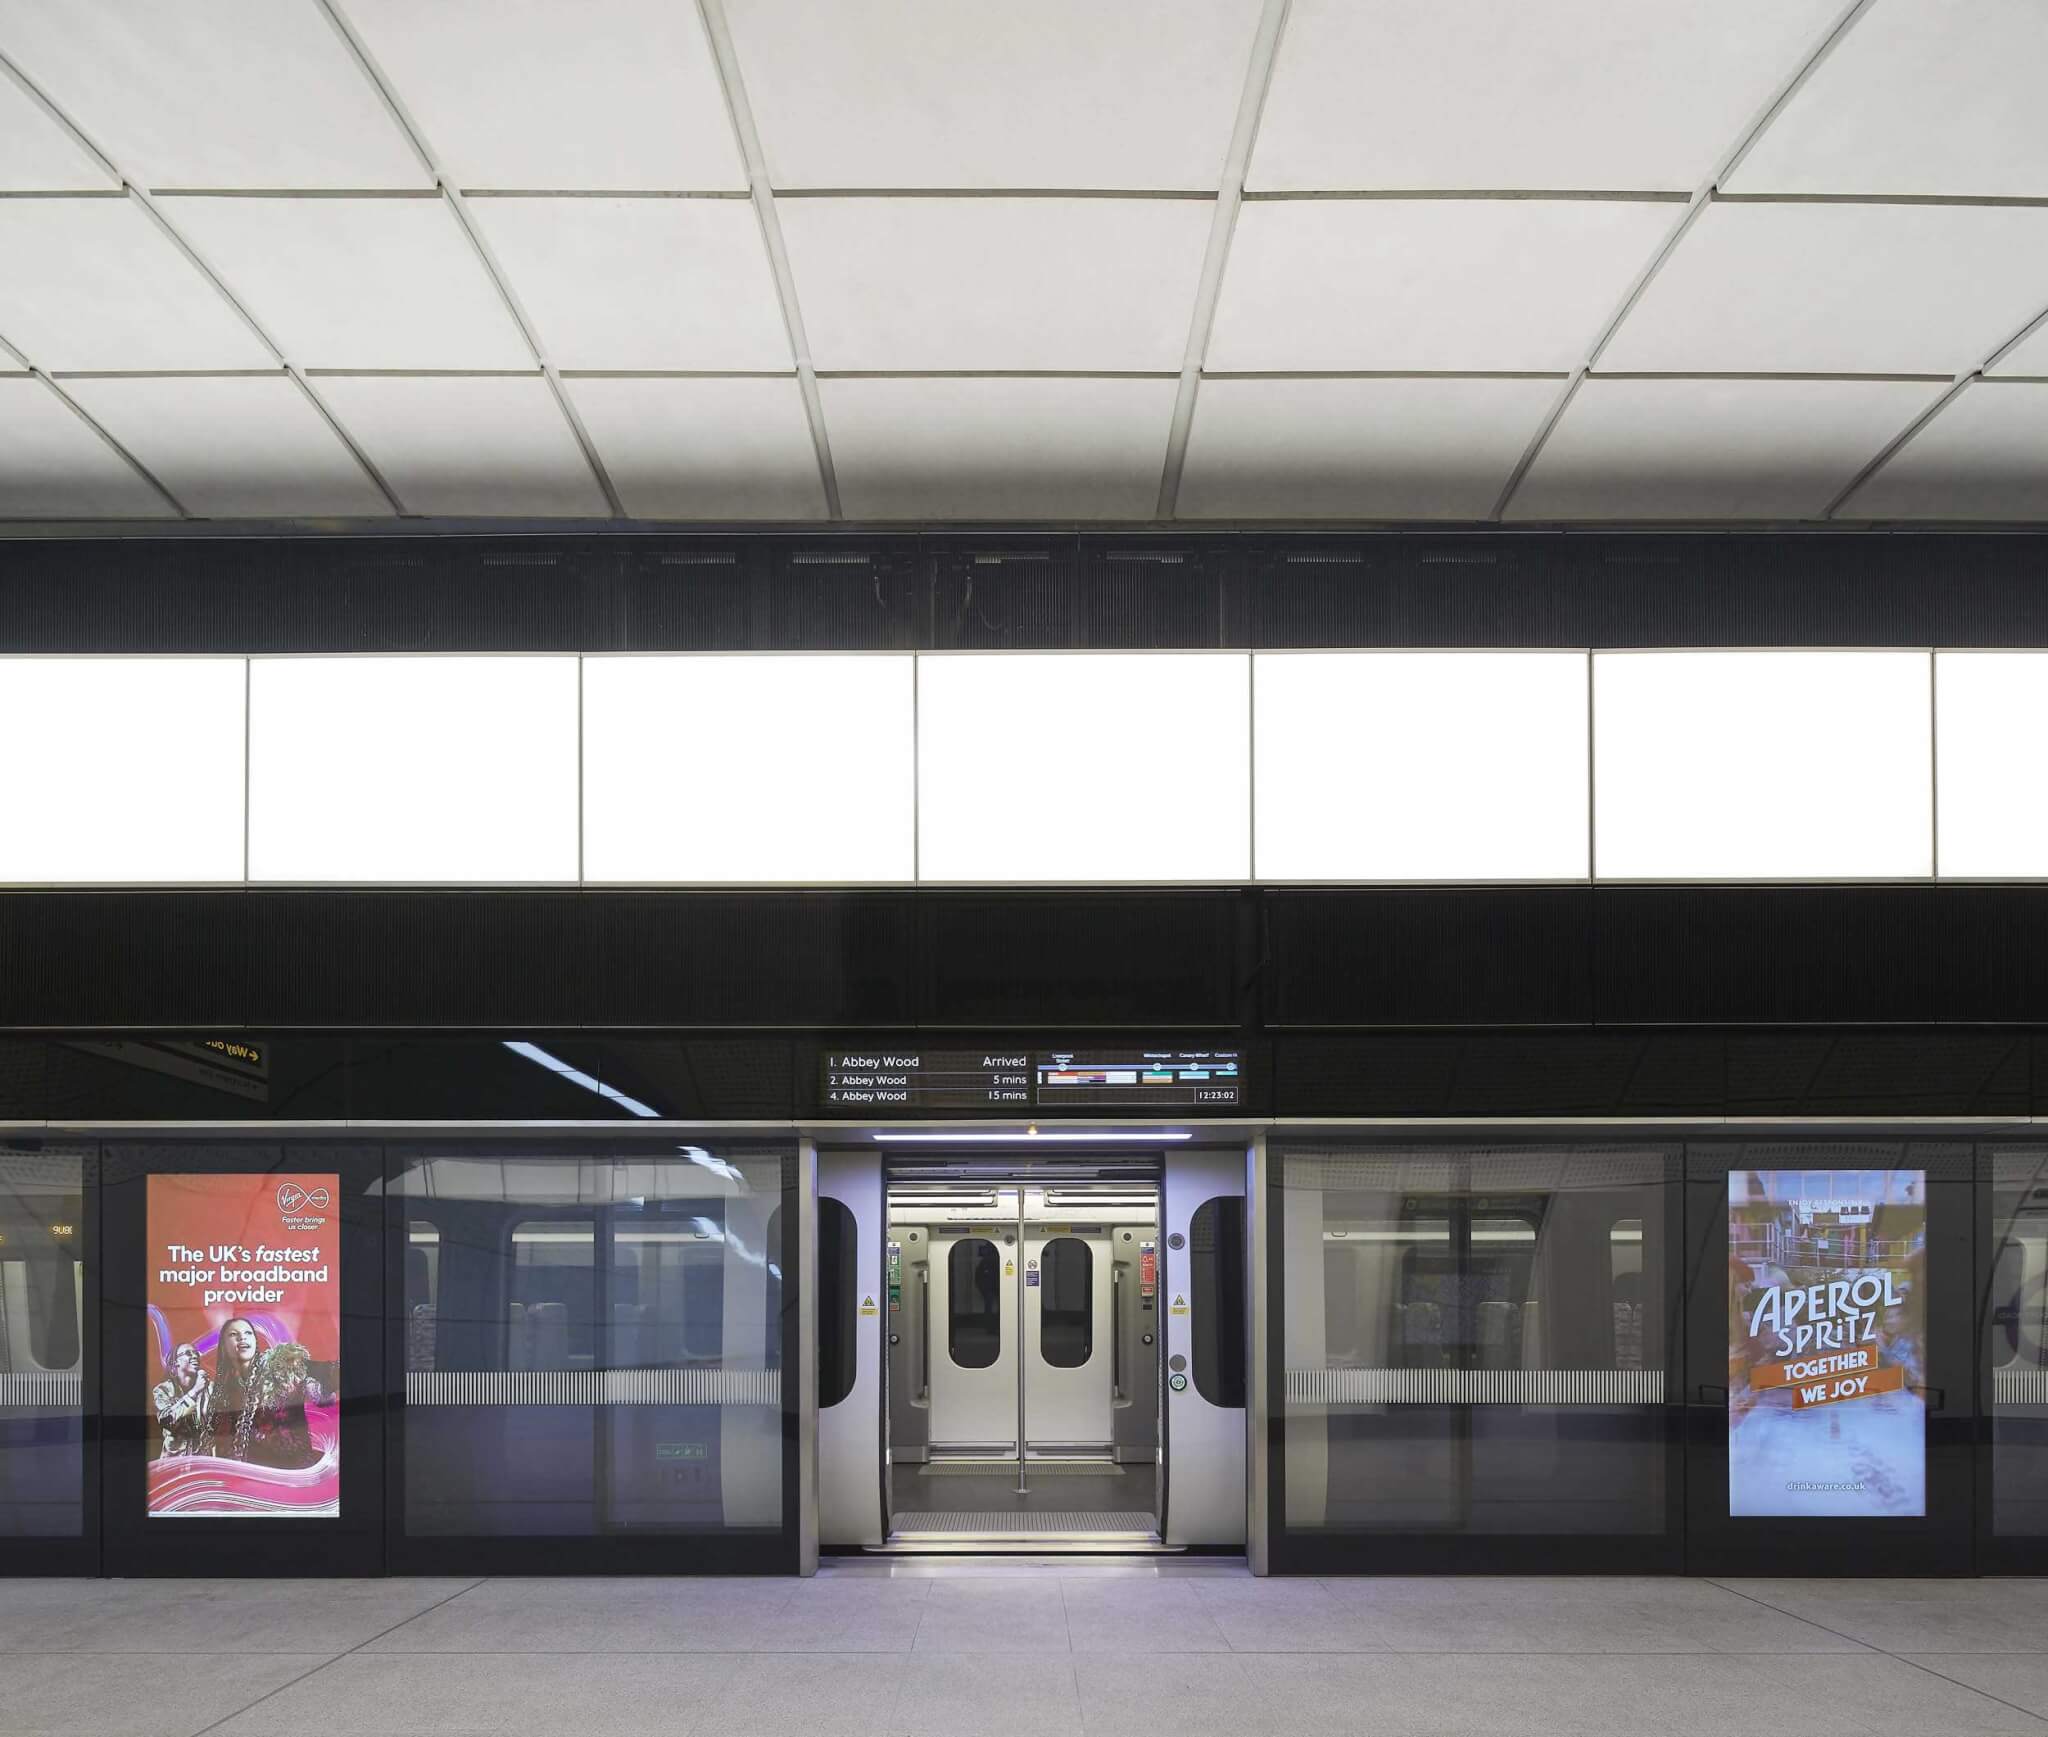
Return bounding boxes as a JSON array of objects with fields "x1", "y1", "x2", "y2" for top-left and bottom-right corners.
[{"x1": 6, "y1": 1562, "x2": 2048, "y2": 1735}]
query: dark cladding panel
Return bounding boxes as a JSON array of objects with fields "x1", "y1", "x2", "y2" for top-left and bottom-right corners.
[
  {"x1": 1725, "y1": 1030, "x2": 2030, "y2": 1117},
  {"x1": 595, "y1": 892, "x2": 918, "y2": 1027},
  {"x1": 765, "y1": 546, "x2": 922, "y2": 649},
  {"x1": 1265, "y1": 890, "x2": 1593, "y2": 1027},
  {"x1": 931, "y1": 549, "x2": 1086, "y2": 650},
  {"x1": 919, "y1": 893, "x2": 1237, "y2": 1026},
  {"x1": 0, "y1": 893, "x2": 258, "y2": 1028},
  {"x1": 616, "y1": 547, "x2": 754, "y2": 650},
  {"x1": 1081, "y1": 547, "x2": 1231, "y2": 648},
  {"x1": 1593, "y1": 888, "x2": 1947, "y2": 1025},
  {"x1": 1273, "y1": 1032, "x2": 1722, "y2": 1117}
]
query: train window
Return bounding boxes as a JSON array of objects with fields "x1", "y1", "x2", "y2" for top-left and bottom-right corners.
[
  {"x1": 948, "y1": 1238, "x2": 1001, "y2": 1370},
  {"x1": 511, "y1": 1220, "x2": 594, "y2": 1371},
  {"x1": 1039, "y1": 1237, "x2": 1091, "y2": 1369},
  {"x1": 1190, "y1": 1197, "x2": 1246, "y2": 1408},
  {"x1": 818, "y1": 1198, "x2": 856, "y2": 1408}
]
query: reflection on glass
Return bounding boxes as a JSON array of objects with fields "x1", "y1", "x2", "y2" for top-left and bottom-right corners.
[
  {"x1": 1190, "y1": 1196, "x2": 1246, "y2": 1409},
  {"x1": 1990, "y1": 1148, "x2": 2048, "y2": 1535},
  {"x1": 0, "y1": 1147, "x2": 86, "y2": 1537},
  {"x1": 395, "y1": 1145, "x2": 789, "y2": 1540},
  {"x1": 1039, "y1": 1238, "x2": 1091, "y2": 1369},
  {"x1": 948, "y1": 1240, "x2": 1001, "y2": 1370},
  {"x1": 1281, "y1": 1145, "x2": 1671, "y2": 1538}
]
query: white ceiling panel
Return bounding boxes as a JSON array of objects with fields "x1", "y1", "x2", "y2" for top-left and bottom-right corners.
[
  {"x1": 467, "y1": 198, "x2": 789, "y2": 370},
  {"x1": 167, "y1": 195, "x2": 530, "y2": 370},
  {"x1": 1729, "y1": 0, "x2": 2048, "y2": 197},
  {"x1": 1843, "y1": 382, "x2": 2048, "y2": 521},
  {"x1": 313, "y1": 375, "x2": 606, "y2": 516},
  {"x1": 0, "y1": 69, "x2": 113, "y2": 189},
  {"x1": 1207, "y1": 200, "x2": 1674, "y2": 372},
  {"x1": 0, "y1": 658, "x2": 246, "y2": 882},
  {"x1": 1990, "y1": 317, "x2": 2048, "y2": 378},
  {"x1": 248, "y1": 655, "x2": 580, "y2": 882},
  {"x1": 781, "y1": 198, "x2": 1210, "y2": 371},
  {"x1": 566, "y1": 376, "x2": 824, "y2": 520},
  {"x1": 918, "y1": 653, "x2": 1251, "y2": 882},
  {"x1": 1249, "y1": 0, "x2": 1842, "y2": 193},
  {"x1": 0, "y1": 376, "x2": 171, "y2": 518},
  {"x1": 1179, "y1": 376, "x2": 1559, "y2": 519},
  {"x1": 1510, "y1": 377, "x2": 1942, "y2": 521},
  {"x1": 723, "y1": 0, "x2": 1260, "y2": 191},
  {"x1": 0, "y1": 0, "x2": 425, "y2": 189},
  {"x1": 64, "y1": 374, "x2": 390, "y2": 519},
  {"x1": 1601, "y1": 202, "x2": 2048, "y2": 374},
  {"x1": 822, "y1": 376, "x2": 1176, "y2": 520},
  {"x1": 0, "y1": 198, "x2": 272, "y2": 370},
  {"x1": 340, "y1": 0, "x2": 745, "y2": 191},
  {"x1": 583, "y1": 655, "x2": 914, "y2": 882}
]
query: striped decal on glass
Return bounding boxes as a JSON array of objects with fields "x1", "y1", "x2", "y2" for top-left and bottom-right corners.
[
  {"x1": 405, "y1": 1369, "x2": 780, "y2": 1408},
  {"x1": 0, "y1": 1372, "x2": 81, "y2": 1409},
  {"x1": 1285, "y1": 1368, "x2": 1664, "y2": 1407},
  {"x1": 1995, "y1": 1368, "x2": 2048, "y2": 1405}
]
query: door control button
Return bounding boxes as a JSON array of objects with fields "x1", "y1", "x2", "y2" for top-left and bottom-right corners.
[
  {"x1": 1168, "y1": 1353, "x2": 1187, "y2": 1372},
  {"x1": 1168, "y1": 1373, "x2": 1188, "y2": 1392},
  {"x1": 1141, "y1": 1333, "x2": 1153, "y2": 1346}
]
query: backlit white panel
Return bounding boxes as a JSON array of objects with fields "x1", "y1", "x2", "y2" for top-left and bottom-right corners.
[
  {"x1": 566, "y1": 376, "x2": 825, "y2": 519},
  {"x1": 342, "y1": 0, "x2": 746, "y2": 191},
  {"x1": 780, "y1": 198, "x2": 1209, "y2": 371},
  {"x1": 248, "y1": 657, "x2": 579, "y2": 882},
  {"x1": 1255, "y1": 653, "x2": 1588, "y2": 880},
  {"x1": 1601, "y1": 202, "x2": 2048, "y2": 375},
  {"x1": 822, "y1": 376, "x2": 1175, "y2": 520},
  {"x1": 467, "y1": 199, "x2": 790, "y2": 370},
  {"x1": 313, "y1": 375, "x2": 607, "y2": 517},
  {"x1": 1593, "y1": 652, "x2": 1932, "y2": 879},
  {"x1": 0, "y1": 198, "x2": 272, "y2": 371},
  {"x1": 1729, "y1": 0, "x2": 2048, "y2": 197},
  {"x1": 725, "y1": 0, "x2": 1259, "y2": 190},
  {"x1": 167, "y1": 197, "x2": 530, "y2": 370},
  {"x1": 1935, "y1": 653, "x2": 2048, "y2": 876},
  {"x1": 583, "y1": 655, "x2": 913, "y2": 882},
  {"x1": 1509, "y1": 377, "x2": 1944, "y2": 521},
  {"x1": 1843, "y1": 382, "x2": 2048, "y2": 520},
  {"x1": 0, "y1": 658, "x2": 244, "y2": 882},
  {"x1": 1208, "y1": 200, "x2": 1674, "y2": 372},
  {"x1": 1249, "y1": 0, "x2": 1841, "y2": 192},
  {"x1": 918, "y1": 654, "x2": 1249, "y2": 882},
  {"x1": 1179, "y1": 376, "x2": 1559, "y2": 519},
  {"x1": 0, "y1": 376, "x2": 172, "y2": 519},
  {"x1": 0, "y1": 69, "x2": 113, "y2": 189},
  {"x1": 64, "y1": 375, "x2": 390, "y2": 519},
  {"x1": 0, "y1": 0, "x2": 425, "y2": 188}
]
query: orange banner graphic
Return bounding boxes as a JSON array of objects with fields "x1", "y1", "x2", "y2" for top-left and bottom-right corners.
[{"x1": 1787, "y1": 1362, "x2": 1906, "y2": 1410}]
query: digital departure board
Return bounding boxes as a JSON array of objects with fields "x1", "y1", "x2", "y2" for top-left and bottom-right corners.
[{"x1": 822, "y1": 1048, "x2": 1239, "y2": 1110}]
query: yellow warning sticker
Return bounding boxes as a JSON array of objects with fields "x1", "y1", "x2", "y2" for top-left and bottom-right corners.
[
  {"x1": 1004, "y1": 1260, "x2": 1016, "y2": 1277},
  {"x1": 859, "y1": 1294, "x2": 879, "y2": 1315},
  {"x1": 1169, "y1": 1292, "x2": 1189, "y2": 1315}
]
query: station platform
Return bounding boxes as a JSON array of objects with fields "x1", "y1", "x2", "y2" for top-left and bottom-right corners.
[{"x1": 7, "y1": 1562, "x2": 2047, "y2": 1735}]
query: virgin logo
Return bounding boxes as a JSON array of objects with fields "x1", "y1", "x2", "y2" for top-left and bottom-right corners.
[{"x1": 276, "y1": 1184, "x2": 331, "y2": 1214}]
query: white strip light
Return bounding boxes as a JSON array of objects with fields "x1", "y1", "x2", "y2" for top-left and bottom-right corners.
[
  {"x1": 872, "y1": 1131, "x2": 1192, "y2": 1144},
  {"x1": 501, "y1": 1041, "x2": 660, "y2": 1118}
]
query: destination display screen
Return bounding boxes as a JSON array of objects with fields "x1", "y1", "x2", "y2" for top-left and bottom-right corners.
[{"x1": 822, "y1": 1048, "x2": 1240, "y2": 1110}]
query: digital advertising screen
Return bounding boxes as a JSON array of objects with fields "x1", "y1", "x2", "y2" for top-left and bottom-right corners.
[
  {"x1": 145, "y1": 1173, "x2": 341, "y2": 1518},
  {"x1": 1728, "y1": 1169, "x2": 1926, "y2": 1518}
]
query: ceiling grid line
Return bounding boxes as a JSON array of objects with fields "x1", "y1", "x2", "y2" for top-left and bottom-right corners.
[
  {"x1": 696, "y1": 0, "x2": 843, "y2": 519},
  {"x1": 1155, "y1": 0, "x2": 1292, "y2": 520},
  {"x1": 1486, "y1": 0, "x2": 1882, "y2": 522},
  {"x1": 10, "y1": 356, "x2": 189, "y2": 519},
  {"x1": 0, "y1": 43, "x2": 407, "y2": 517},
  {"x1": 1826, "y1": 297, "x2": 2048, "y2": 519},
  {"x1": 316, "y1": 0, "x2": 626, "y2": 519}
]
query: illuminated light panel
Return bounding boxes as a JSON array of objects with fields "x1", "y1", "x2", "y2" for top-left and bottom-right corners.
[
  {"x1": 871, "y1": 1131, "x2": 1192, "y2": 1144},
  {"x1": 502, "y1": 1041, "x2": 660, "y2": 1118}
]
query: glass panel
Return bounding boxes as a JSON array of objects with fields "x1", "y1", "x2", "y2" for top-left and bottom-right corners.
[
  {"x1": 1190, "y1": 1196, "x2": 1246, "y2": 1408},
  {"x1": 818, "y1": 1198, "x2": 856, "y2": 1410},
  {"x1": 1989, "y1": 1147, "x2": 2048, "y2": 1535},
  {"x1": 395, "y1": 1142, "x2": 789, "y2": 1539},
  {"x1": 0, "y1": 1147, "x2": 86, "y2": 1536},
  {"x1": 1279, "y1": 1143, "x2": 1672, "y2": 1537},
  {"x1": 948, "y1": 1239, "x2": 1001, "y2": 1370},
  {"x1": 1039, "y1": 1237, "x2": 1091, "y2": 1369}
]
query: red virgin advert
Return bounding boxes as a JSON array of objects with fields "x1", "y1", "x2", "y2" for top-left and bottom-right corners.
[{"x1": 146, "y1": 1174, "x2": 340, "y2": 1518}]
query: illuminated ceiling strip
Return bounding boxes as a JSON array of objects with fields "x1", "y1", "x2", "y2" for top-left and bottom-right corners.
[
  {"x1": 872, "y1": 1131, "x2": 1190, "y2": 1144},
  {"x1": 501, "y1": 1040, "x2": 660, "y2": 1118}
]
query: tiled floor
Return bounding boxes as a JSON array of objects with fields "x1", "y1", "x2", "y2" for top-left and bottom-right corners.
[{"x1": 7, "y1": 1562, "x2": 2048, "y2": 1735}]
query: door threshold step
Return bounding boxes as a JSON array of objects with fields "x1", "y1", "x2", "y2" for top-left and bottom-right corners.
[
  {"x1": 883, "y1": 1510, "x2": 1160, "y2": 1540},
  {"x1": 870, "y1": 1534, "x2": 1179, "y2": 1553}
]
